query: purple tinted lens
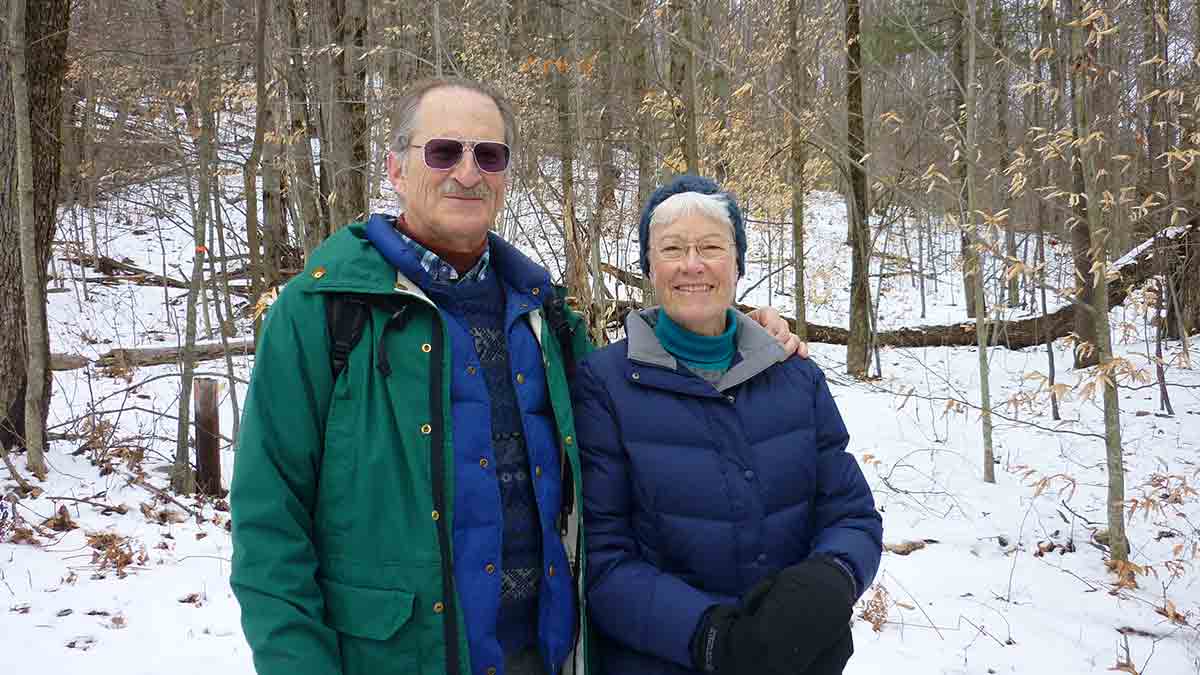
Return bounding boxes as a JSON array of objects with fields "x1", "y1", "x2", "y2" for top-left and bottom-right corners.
[
  {"x1": 473, "y1": 142, "x2": 510, "y2": 173},
  {"x1": 423, "y1": 139, "x2": 465, "y2": 170}
]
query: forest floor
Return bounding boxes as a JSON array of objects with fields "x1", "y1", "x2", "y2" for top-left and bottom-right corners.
[{"x1": 2, "y1": 186, "x2": 1199, "y2": 674}]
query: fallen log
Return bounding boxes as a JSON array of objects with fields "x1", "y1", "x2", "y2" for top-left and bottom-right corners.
[
  {"x1": 94, "y1": 340, "x2": 255, "y2": 369},
  {"x1": 61, "y1": 253, "x2": 190, "y2": 290},
  {"x1": 50, "y1": 340, "x2": 256, "y2": 371},
  {"x1": 601, "y1": 222, "x2": 1199, "y2": 350}
]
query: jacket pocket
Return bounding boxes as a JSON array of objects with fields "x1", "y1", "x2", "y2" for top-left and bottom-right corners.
[{"x1": 318, "y1": 577, "x2": 421, "y2": 674}]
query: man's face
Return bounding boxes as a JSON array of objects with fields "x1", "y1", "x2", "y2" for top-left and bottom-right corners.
[{"x1": 387, "y1": 86, "x2": 508, "y2": 254}]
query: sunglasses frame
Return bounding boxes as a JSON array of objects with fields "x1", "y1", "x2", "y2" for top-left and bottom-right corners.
[{"x1": 409, "y1": 138, "x2": 511, "y2": 174}]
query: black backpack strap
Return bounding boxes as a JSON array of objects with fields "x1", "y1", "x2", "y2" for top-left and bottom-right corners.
[
  {"x1": 325, "y1": 294, "x2": 372, "y2": 379},
  {"x1": 544, "y1": 287, "x2": 578, "y2": 380}
]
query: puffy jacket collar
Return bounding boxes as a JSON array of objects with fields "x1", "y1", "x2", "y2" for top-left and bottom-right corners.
[
  {"x1": 625, "y1": 308, "x2": 787, "y2": 392},
  {"x1": 298, "y1": 216, "x2": 553, "y2": 311}
]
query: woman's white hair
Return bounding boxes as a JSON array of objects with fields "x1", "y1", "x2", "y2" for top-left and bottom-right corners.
[{"x1": 647, "y1": 191, "x2": 735, "y2": 240}]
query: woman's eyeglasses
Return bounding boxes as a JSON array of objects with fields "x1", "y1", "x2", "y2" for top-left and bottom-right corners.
[
  {"x1": 653, "y1": 237, "x2": 734, "y2": 261},
  {"x1": 409, "y1": 138, "x2": 511, "y2": 174}
]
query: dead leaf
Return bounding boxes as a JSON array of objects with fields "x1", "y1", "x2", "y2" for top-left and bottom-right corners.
[
  {"x1": 884, "y1": 540, "x2": 927, "y2": 555},
  {"x1": 44, "y1": 505, "x2": 78, "y2": 532}
]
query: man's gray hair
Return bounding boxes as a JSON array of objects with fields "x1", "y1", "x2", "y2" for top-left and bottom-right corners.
[
  {"x1": 389, "y1": 77, "x2": 518, "y2": 159},
  {"x1": 647, "y1": 191, "x2": 736, "y2": 241}
]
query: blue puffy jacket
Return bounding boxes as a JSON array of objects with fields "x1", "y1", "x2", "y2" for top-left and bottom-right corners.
[{"x1": 573, "y1": 310, "x2": 883, "y2": 675}]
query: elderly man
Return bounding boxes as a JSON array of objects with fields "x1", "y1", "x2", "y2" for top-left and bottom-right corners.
[{"x1": 230, "y1": 77, "x2": 807, "y2": 675}]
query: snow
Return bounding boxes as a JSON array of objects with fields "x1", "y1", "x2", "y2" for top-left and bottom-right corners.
[{"x1": 3, "y1": 180, "x2": 1200, "y2": 675}]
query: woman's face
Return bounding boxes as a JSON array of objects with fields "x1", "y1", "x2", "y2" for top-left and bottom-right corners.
[{"x1": 648, "y1": 212, "x2": 738, "y2": 336}]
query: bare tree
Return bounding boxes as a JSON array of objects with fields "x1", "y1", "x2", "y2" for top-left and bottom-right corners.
[
  {"x1": 669, "y1": 0, "x2": 699, "y2": 174},
  {"x1": 0, "y1": 0, "x2": 70, "y2": 475},
  {"x1": 845, "y1": 0, "x2": 872, "y2": 377},
  {"x1": 9, "y1": 0, "x2": 48, "y2": 477},
  {"x1": 1069, "y1": 0, "x2": 1128, "y2": 563},
  {"x1": 787, "y1": 0, "x2": 808, "y2": 341}
]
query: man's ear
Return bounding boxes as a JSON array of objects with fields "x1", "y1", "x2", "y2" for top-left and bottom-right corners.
[{"x1": 386, "y1": 151, "x2": 406, "y2": 193}]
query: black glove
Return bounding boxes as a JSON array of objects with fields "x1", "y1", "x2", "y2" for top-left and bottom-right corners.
[
  {"x1": 689, "y1": 576, "x2": 778, "y2": 675},
  {"x1": 801, "y1": 626, "x2": 853, "y2": 675},
  {"x1": 746, "y1": 555, "x2": 856, "y2": 672}
]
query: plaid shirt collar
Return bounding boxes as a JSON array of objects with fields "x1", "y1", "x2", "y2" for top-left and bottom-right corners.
[{"x1": 392, "y1": 214, "x2": 490, "y2": 284}]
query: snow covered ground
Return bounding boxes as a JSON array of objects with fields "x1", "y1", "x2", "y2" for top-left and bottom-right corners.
[{"x1": 2, "y1": 183, "x2": 1199, "y2": 674}]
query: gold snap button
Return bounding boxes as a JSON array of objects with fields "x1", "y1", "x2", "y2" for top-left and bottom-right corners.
[
  {"x1": 431, "y1": 510, "x2": 440, "y2": 521},
  {"x1": 479, "y1": 458, "x2": 489, "y2": 469},
  {"x1": 564, "y1": 435, "x2": 574, "y2": 445},
  {"x1": 312, "y1": 266, "x2": 326, "y2": 279},
  {"x1": 531, "y1": 288, "x2": 540, "y2": 296},
  {"x1": 548, "y1": 565, "x2": 555, "y2": 577},
  {"x1": 516, "y1": 373, "x2": 525, "y2": 384},
  {"x1": 467, "y1": 366, "x2": 477, "y2": 375},
  {"x1": 433, "y1": 601, "x2": 444, "y2": 613},
  {"x1": 487, "y1": 668, "x2": 497, "y2": 675},
  {"x1": 485, "y1": 563, "x2": 496, "y2": 574},
  {"x1": 420, "y1": 424, "x2": 432, "y2": 434},
  {"x1": 421, "y1": 343, "x2": 432, "y2": 353},
  {"x1": 534, "y1": 465, "x2": 543, "y2": 477}
]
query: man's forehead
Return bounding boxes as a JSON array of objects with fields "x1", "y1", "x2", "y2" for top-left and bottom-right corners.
[{"x1": 411, "y1": 87, "x2": 505, "y2": 141}]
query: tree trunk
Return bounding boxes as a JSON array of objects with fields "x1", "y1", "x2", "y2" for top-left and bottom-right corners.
[
  {"x1": 1035, "y1": 10, "x2": 1060, "y2": 420},
  {"x1": 787, "y1": 0, "x2": 808, "y2": 340},
  {"x1": 630, "y1": 0, "x2": 656, "y2": 303},
  {"x1": 1070, "y1": 3, "x2": 1128, "y2": 564},
  {"x1": 0, "y1": 0, "x2": 69, "y2": 467},
  {"x1": 244, "y1": 0, "x2": 269, "y2": 305},
  {"x1": 325, "y1": 0, "x2": 369, "y2": 227},
  {"x1": 993, "y1": 0, "x2": 1018, "y2": 308},
  {"x1": 1063, "y1": 0, "x2": 1099, "y2": 369},
  {"x1": 964, "y1": 0, "x2": 995, "y2": 484},
  {"x1": 669, "y1": 0, "x2": 699, "y2": 174},
  {"x1": 554, "y1": 0, "x2": 588, "y2": 307},
  {"x1": 174, "y1": 0, "x2": 217, "y2": 495},
  {"x1": 845, "y1": 0, "x2": 872, "y2": 377},
  {"x1": 952, "y1": 0, "x2": 982, "y2": 319},
  {"x1": 9, "y1": 0, "x2": 47, "y2": 477},
  {"x1": 281, "y1": 0, "x2": 325, "y2": 258}
]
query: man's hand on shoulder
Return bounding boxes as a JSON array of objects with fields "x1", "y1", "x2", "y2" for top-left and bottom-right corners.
[{"x1": 747, "y1": 306, "x2": 810, "y2": 359}]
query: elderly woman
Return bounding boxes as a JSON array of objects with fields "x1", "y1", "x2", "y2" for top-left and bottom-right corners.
[{"x1": 573, "y1": 176, "x2": 882, "y2": 675}]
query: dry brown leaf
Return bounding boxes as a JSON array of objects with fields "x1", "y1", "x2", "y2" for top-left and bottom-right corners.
[{"x1": 884, "y1": 540, "x2": 927, "y2": 555}]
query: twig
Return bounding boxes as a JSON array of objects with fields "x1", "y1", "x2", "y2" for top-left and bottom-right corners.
[
  {"x1": 46, "y1": 496, "x2": 127, "y2": 513},
  {"x1": 126, "y1": 474, "x2": 200, "y2": 518},
  {"x1": 884, "y1": 571, "x2": 945, "y2": 640}
]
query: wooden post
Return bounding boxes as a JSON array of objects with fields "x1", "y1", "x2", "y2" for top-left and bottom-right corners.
[{"x1": 194, "y1": 377, "x2": 222, "y2": 496}]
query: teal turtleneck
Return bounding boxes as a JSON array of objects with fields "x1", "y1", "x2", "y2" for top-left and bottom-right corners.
[{"x1": 654, "y1": 308, "x2": 738, "y2": 378}]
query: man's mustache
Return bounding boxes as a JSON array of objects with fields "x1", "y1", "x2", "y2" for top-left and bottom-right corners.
[{"x1": 442, "y1": 181, "x2": 492, "y2": 199}]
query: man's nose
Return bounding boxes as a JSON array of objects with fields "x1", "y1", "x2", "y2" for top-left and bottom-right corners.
[{"x1": 450, "y1": 147, "x2": 482, "y2": 186}]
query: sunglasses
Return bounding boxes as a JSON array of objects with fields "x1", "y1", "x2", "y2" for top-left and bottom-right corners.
[{"x1": 410, "y1": 138, "x2": 511, "y2": 174}]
